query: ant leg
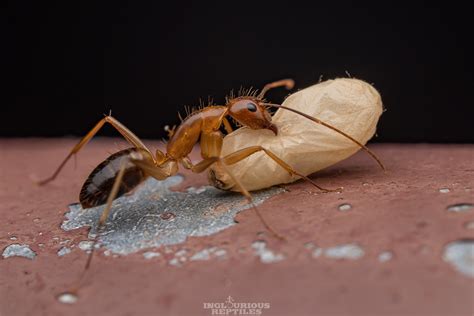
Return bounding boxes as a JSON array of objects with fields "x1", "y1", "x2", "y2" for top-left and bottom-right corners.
[
  {"x1": 196, "y1": 131, "x2": 285, "y2": 240},
  {"x1": 190, "y1": 156, "x2": 285, "y2": 240},
  {"x1": 257, "y1": 79, "x2": 295, "y2": 99},
  {"x1": 130, "y1": 151, "x2": 177, "y2": 181},
  {"x1": 95, "y1": 153, "x2": 173, "y2": 229},
  {"x1": 38, "y1": 115, "x2": 154, "y2": 185},
  {"x1": 190, "y1": 157, "x2": 219, "y2": 173},
  {"x1": 71, "y1": 157, "x2": 129, "y2": 293},
  {"x1": 72, "y1": 154, "x2": 173, "y2": 293},
  {"x1": 223, "y1": 146, "x2": 341, "y2": 193},
  {"x1": 222, "y1": 117, "x2": 234, "y2": 134},
  {"x1": 216, "y1": 161, "x2": 286, "y2": 240}
]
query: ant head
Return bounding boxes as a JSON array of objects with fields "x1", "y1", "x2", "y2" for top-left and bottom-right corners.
[{"x1": 226, "y1": 97, "x2": 278, "y2": 135}]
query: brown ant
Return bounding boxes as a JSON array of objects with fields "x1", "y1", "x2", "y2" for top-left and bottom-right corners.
[{"x1": 39, "y1": 79, "x2": 384, "y2": 270}]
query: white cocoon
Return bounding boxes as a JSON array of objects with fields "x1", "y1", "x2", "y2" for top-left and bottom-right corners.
[{"x1": 209, "y1": 78, "x2": 383, "y2": 191}]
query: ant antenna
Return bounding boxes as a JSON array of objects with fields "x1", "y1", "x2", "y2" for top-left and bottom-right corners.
[
  {"x1": 257, "y1": 79, "x2": 295, "y2": 99},
  {"x1": 263, "y1": 103, "x2": 385, "y2": 170}
]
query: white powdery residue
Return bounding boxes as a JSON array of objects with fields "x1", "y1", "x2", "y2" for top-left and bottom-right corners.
[
  {"x1": 251, "y1": 240, "x2": 284, "y2": 264},
  {"x1": 338, "y1": 203, "x2": 352, "y2": 211},
  {"x1": 447, "y1": 203, "x2": 474, "y2": 213},
  {"x1": 57, "y1": 247, "x2": 72, "y2": 257},
  {"x1": 57, "y1": 293, "x2": 78, "y2": 304},
  {"x1": 2, "y1": 244, "x2": 36, "y2": 259},
  {"x1": 214, "y1": 249, "x2": 227, "y2": 259},
  {"x1": 174, "y1": 249, "x2": 188, "y2": 257},
  {"x1": 60, "y1": 176, "x2": 282, "y2": 256},
  {"x1": 78, "y1": 241, "x2": 94, "y2": 251},
  {"x1": 168, "y1": 257, "x2": 181, "y2": 267},
  {"x1": 190, "y1": 248, "x2": 212, "y2": 261},
  {"x1": 190, "y1": 247, "x2": 227, "y2": 261},
  {"x1": 187, "y1": 186, "x2": 207, "y2": 194},
  {"x1": 378, "y1": 251, "x2": 393, "y2": 262},
  {"x1": 143, "y1": 251, "x2": 160, "y2": 259},
  {"x1": 443, "y1": 240, "x2": 474, "y2": 278},
  {"x1": 168, "y1": 249, "x2": 189, "y2": 266},
  {"x1": 324, "y1": 244, "x2": 365, "y2": 260}
]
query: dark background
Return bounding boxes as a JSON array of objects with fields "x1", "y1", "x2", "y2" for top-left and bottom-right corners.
[{"x1": 3, "y1": 1, "x2": 473, "y2": 142}]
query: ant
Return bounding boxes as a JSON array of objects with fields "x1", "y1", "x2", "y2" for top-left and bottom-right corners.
[{"x1": 39, "y1": 78, "x2": 384, "y2": 262}]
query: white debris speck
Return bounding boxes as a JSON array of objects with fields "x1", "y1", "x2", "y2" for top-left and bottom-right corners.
[
  {"x1": 186, "y1": 186, "x2": 207, "y2": 194},
  {"x1": 2, "y1": 244, "x2": 36, "y2": 259},
  {"x1": 57, "y1": 247, "x2": 72, "y2": 257},
  {"x1": 78, "y1": 241, "x2": 94, "y2": 251},
  {"x1": 252, "y1": 240, "x2": 284, "y2": 264},
  {"x1": 168, "y1": 257, "x2": 181, "y2": 267},
  {"x1": 57, "y1": 293, "x2": 78, "y2": 304},
  {"x1": 304, "y1": 242, "x2": 315, "y2": 249},
  {"x1": 447, "y1": 203, "x2": 474, "y2": 213},
  {"x1": 252, "y1": 240, "x2": 266, "y2": 251},
  {"x1": 143, "y1": 251, "x2": 161, "y2": 259},
  {"x1": 439, "y1": 188, "x2": 450, "y2": 193},
  {"x1": 175, "y1": 249, "x2": 188, "y2": 257},
  {"x1": 338, "y1": 203, "x2": 352, "y2": 211},
  {"x1": 214, "y1": 249, "x2": 227, "y2": 258},
  {"x1": 9, "y1": 236, "x2": 18, "y2": 241},
  {"x1": 190, "y1": 249, "x2": 212, "y2": 261},
  {"x1": 443, "y1": 240, "x2": 474, "y2": 278},
  {"x1": 378, "y1": 251, "x2": 393, "y2": 262},
  {"x1": 324, "y1": 244, "x2": 365, "y2": 260},
  {"x1": 168, "y1": 249, "x2": 189, "y2": 266},
  {"x1": 189, "y1": 247, "x2": 227, "y2": 261}
]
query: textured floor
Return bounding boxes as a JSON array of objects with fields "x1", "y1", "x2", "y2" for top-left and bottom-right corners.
[{"x1": 1, "y1": 138, "x2": 473, "y2": 316}]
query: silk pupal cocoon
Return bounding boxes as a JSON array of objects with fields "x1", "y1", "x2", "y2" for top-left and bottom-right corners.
[{"x1": 209, "y1": 78, "x2": 383, "y2": 191}]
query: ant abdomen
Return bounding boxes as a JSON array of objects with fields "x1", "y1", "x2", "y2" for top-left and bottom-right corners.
[{"x1": 79, "y1": 148, "x2": 147, "y2": 208}]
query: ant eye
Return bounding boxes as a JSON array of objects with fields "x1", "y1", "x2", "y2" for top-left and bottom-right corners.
[{"x1": 247, "y1": 103, "x2": 257, "y2": 112}]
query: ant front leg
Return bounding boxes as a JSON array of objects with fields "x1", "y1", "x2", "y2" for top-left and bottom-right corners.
[
  {"x1": 37, "y1": 115, "x2": 154, "y2": 185},
  {"x1": 192, "y1": 131, "x2": 286, "y2": 240},
  {"x1": 222, "y1": 146, "x2": 342, "y2": 193}
]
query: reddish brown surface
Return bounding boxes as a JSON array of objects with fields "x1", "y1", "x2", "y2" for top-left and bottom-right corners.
[{"x1": 1, "y1": 138, "x2": 473, "y2": 316}]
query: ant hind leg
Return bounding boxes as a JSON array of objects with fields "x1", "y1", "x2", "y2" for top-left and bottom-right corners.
[
  {"x1": 71, "y1": 153, "x2": 172, "y2": 293},
  {"x1": 37, "y1": 115, "x2": 154, "y2": 185}
]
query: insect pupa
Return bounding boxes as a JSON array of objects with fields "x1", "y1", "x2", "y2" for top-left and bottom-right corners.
[{"x1": 209, "y1": 78, "x2": 384, "y2": 191}]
